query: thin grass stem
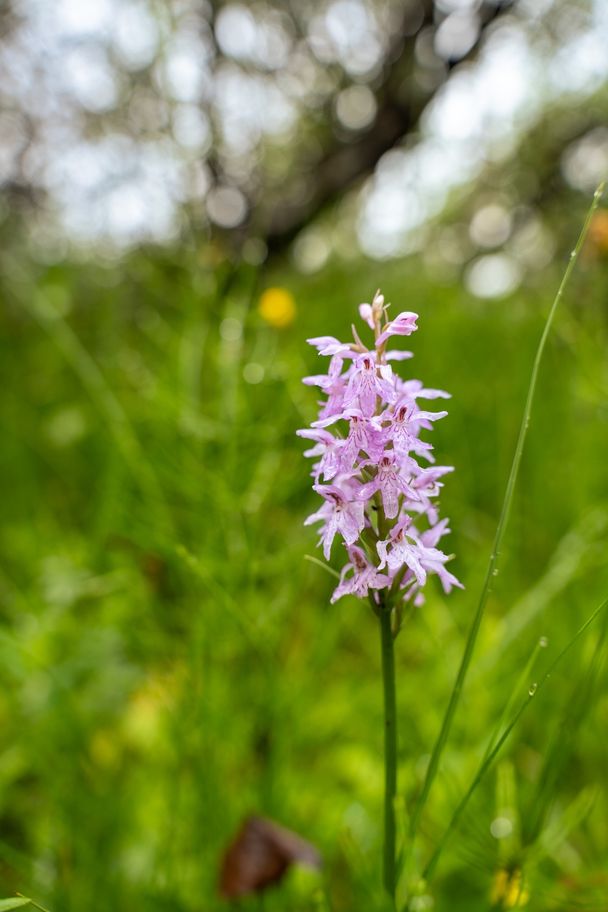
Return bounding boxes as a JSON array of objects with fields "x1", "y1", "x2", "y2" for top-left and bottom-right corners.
[
  {"x1": 402, "y1": 184, "x2": 605, "y2": 876},
  {"x1": 479, "y1": 636, "x2": 545, "y2": 769},
  {"x1": 422, "y1": 596, "x2": 608, "y2": 882}
]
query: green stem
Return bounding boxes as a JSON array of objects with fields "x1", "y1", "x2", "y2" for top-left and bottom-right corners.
[
  {"x1": 402, "y1": 182, "x2": 605, "y2": 873},
  {"x1": 379, "y1": 602, "x2": 398, "y2": 904},
  {"x1": 422, "y1": 596, "x2": 608, "y2": 881}
]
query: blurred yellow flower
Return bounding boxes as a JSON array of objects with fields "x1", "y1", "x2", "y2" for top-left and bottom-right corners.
[
  {"x1": 490, "y1": 868, "x2": 529, "y2": 909},
  {"x1": 258, "y1": 287, "x2": 296, "y2": 328}
]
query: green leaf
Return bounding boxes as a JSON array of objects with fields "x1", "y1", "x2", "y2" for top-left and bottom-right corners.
[{"x1": 0, "y1": 900, "x2": 32, "y2": 910}]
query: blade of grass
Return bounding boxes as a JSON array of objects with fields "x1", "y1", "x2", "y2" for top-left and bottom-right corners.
[
  {"x1": 479, "y1": 635, "x2": 546, "y2": 769},
  {"x1": 523, "y1": 604, "x2": 607, "y2": 848},
  {"x1": 526, "y1": 787, "x2": 597, "y2": 870},
  {"x1": 473, "y1": 507, "x2": 608, "y2": 680},
  {"x1": 421, "y1": 596, "x2": 608, "y2": 882},
  {"x1": 402, "y1": 182, "x2": 605, "y2": 873}
]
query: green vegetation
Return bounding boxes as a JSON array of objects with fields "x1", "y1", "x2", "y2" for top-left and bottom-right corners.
[{"x1": 1, "y1": 211, "x2": 608, "y2": 910}]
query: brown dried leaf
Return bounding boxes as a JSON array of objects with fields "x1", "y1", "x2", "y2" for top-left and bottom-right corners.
[{"x1": 218, "y1": 815, "x2": 321, "y2": 899}]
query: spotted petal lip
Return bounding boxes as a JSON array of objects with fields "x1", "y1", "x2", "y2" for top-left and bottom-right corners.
[
  {"x1": 312, "y1": 483, "x2": 347, "y2": 502},
  {"x1": 343, "y1": 355, "x2": 395, "y2": 416},
  {"x1": 330, "y1": 544, "x2": 389, "y2": 603}
]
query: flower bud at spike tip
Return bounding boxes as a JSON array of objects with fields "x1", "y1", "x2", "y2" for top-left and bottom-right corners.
[{"x1": 299, "y1": 290, "x2": 462, "y2": 607}]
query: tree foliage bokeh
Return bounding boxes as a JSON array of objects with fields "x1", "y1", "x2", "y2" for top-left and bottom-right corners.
[{"x1": 1, "y1": 0, "x2": 607, "y2": 265}]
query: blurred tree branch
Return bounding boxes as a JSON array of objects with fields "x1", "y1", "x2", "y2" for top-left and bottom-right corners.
[{"x1": 257, "y1": 0, "x2": 515, "y2": 255}]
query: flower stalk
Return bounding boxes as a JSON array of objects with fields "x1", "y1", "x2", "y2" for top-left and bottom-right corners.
[
  {"x1": 378, "y1": 595, "x2": 398, "y2": 902},
  {"x1": 299, "y1": 289, "x2": 461, "y2": 900}
]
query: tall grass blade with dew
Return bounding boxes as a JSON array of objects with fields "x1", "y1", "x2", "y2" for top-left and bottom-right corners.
[
  {"x1": 402, "y1": 181, "x2": 606, "y2": 883},
  {"x1": 422, "y1": 595, "x2": 608, "y2": 882}
]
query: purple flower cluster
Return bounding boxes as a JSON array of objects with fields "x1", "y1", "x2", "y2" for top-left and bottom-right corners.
[{"x1": 299, "y1": 291, "x2": 462, "y2": 607}]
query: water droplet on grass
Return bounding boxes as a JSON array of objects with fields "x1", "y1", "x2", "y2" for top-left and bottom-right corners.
[
  {"x1": 539, "y1": 636, "x2": 548, "y2": 648},
  {"x1": 528, "y1": 682, "x2": 537, "y2": 696}
]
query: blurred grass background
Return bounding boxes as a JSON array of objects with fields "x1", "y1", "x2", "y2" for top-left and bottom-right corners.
[
  {"x1": 1, "y1": 227, "x2": 607, "y2": 910},
  {"x1": 2, "y1": 0, "x2": 608, "y2": 908}
]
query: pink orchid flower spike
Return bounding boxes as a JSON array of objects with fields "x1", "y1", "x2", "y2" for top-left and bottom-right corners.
[{"x1": 299, "y1": 289, "x2": 461, "y2": 608}]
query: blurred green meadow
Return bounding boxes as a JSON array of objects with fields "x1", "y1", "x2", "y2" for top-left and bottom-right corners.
[{"x1": 1, "y1": 221, "x2": 607, "y2": 911}]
